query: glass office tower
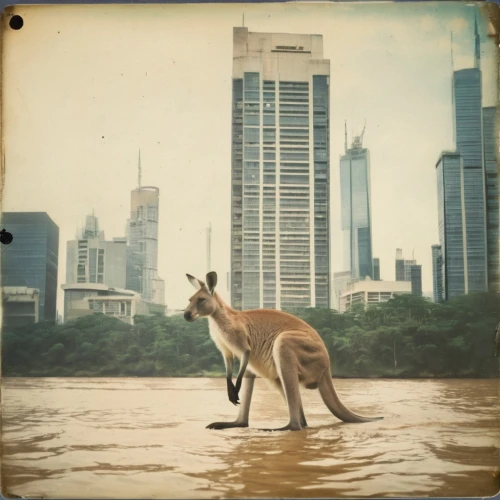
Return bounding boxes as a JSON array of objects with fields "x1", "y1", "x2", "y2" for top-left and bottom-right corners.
[
  {"x1": 340, "y1": 133, "x2": 373, "y2": 281},
  {"x1": 436, "y1": 152, "x2": 466, "y2": 299},
  {"x1": 453, "y1": 67, "x2": 488, "y2": 293},
  {"x1": 431, "y1": 244, "x2": 444, "y2": 302},
  {"x1": 482, "y1": 106, "x2": 499, "y2": 293},
  {"x1": 1, "y1": 212, "x2": 59, "y2": 322}
]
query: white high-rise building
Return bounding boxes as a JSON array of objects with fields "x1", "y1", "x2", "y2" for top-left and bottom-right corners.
[
  {"x1": 63, "y1": 212, "x2": 128, "y2": 322},
  {"x1": 230, "y1": 27, "x2": 331, "y2": 311},
  {"x1": 65, "y1": 213, "x2": 126, "y2": 289}
]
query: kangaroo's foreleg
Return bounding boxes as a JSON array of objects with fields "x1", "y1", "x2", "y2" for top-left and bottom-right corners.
[
  {"x1": 226, "y1": 333, "x2": 252, "y2": 404},
  {"x1": 234, "y1": 349, "x2": 251, "y2": 396},
  {"x1": 222, "y1": 353, "x2": 239, "y2": 405},
  {"x1": 207, "y1": 372, "x2": 256, "y2": 430}
]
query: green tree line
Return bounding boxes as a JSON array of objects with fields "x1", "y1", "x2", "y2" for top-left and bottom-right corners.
[{"x1": 2, "y1": 292, "x2": 499, "y2": 378}]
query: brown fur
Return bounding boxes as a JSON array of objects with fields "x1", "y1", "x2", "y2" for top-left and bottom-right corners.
[{"x1": 185, "y1": 272, "x2": 383, "y2": 431}]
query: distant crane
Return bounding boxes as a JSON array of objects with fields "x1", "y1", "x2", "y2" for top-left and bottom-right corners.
[
  {"x1": 352, "y1": 121, "x2": 366, "y2": 149},
  {"x1": 359, "y1": 121, "x2": 366, "y2": 147},
  {"x1": 344, "y1": 120, "x2": 348, "y2": 153}
]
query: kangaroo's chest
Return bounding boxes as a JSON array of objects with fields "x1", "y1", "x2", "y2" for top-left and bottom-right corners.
[{"x1": 208, "y1": 318, "x2": 241, "y2": 355}]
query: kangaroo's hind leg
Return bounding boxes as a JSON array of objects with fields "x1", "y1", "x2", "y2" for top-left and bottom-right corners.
[
  {"x1": 271, "y1": 378, "x2": 308, "y2": 428},
  {"x1": 260, "y1": 334, "x2": 304, "y2": 432}
]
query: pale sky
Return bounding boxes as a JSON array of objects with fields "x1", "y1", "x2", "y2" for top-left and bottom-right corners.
[{"x1": 2, "y1": 2, "x2": 497, "y2": 311}]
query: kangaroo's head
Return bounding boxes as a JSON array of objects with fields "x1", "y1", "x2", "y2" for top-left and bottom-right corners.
[{"x1": 184, "y1": 271, "x2": 218, "y2": 322}]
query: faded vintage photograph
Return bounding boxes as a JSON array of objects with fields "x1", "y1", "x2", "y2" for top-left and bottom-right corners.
[{"x1": 1, "y1": 2, "x2": 499, "y2": 498}]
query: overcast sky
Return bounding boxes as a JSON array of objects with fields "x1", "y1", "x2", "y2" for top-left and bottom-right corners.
[{"x1": 2, "y1": 2, "x2": 497, "y2": 311}]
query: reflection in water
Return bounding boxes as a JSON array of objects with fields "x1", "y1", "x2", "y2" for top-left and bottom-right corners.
[{"x1": 1, "y1": 377, "x2": 499, "y2": 498}]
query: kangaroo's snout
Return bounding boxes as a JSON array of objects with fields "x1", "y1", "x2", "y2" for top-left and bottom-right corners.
[{"x1": 184, "y1": 309, "x2": 199, "y2": 322}]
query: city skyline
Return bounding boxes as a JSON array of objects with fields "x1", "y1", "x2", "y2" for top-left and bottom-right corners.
[{"x1": 2, "y1": 3, "x2": 497, "y2": 310}]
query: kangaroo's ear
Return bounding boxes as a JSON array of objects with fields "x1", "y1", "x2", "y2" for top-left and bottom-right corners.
[
  {"x1": 186, "y1": 274, "x2": 204, "y2": 290},
  {"x1": 206, "y1": 271, "x2": 217, "y2": 295}
]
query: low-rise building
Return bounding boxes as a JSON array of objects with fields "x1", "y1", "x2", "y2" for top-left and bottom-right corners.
[
  {"x1": 2, "y1": 286, "x2": 40, "y2": 327},
  {"x1": 332, "y1": 270, "x2": 355, "y2": 311},
  {"x1": 339, "y1": 278, "x2": 411, "y2": 312},
  {"x1": 62, "y1": 283, "x2": 164, "y2": 325}
]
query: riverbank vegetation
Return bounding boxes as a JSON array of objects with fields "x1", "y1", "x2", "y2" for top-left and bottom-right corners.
[{"x1": 2, "y1": 292, "x2": 499, "y2": 378}]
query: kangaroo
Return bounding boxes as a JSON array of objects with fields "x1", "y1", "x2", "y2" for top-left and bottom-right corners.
[{"x1": 184, "y1": 271, "x2": 383, "y2": 431}]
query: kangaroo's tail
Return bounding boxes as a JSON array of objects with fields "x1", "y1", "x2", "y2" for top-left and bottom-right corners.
[{"x1": 318, "y1": 372, "x2": 383, "y2": 423}]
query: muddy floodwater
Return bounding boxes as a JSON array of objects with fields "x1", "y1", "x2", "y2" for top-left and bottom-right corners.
[{"x1": 1, "y1": 377, "x2": 499, "y2": 498}]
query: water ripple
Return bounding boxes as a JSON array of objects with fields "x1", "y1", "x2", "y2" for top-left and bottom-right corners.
[{"x1": 2, "y1": 377, "x2": 499, "y2": 498}]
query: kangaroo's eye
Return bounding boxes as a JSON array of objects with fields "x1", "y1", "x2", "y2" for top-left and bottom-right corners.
[{"x1": 197, "y1": 298, "x2": 206, "y2": 305}]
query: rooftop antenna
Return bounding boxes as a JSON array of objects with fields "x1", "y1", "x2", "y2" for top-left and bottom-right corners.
[
  {"x1": 450, "y1": 31, "x2": 454, "y2": 71},
  {"x1": 451, "y1": 31, "x2": 456, "y2": 145},
  {"x1": 360, "y1": 120, "x2": 366, "y2": 147},
  {"x1": 138, "y1": 149, "x2": 142, "y2": 189},
  {"x1": 474, "y1": 8, "x2": 481, "y2": 69},
  {"x1": 344, "y1": 120, "x2": 348, "y2": 153},
  {"x1": 242, "y1": 13, "x2": 245, "y2": 27}
]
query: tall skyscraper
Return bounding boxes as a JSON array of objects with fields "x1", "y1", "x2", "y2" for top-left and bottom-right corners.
[
  {"x1": 65, "y1": 212, "x2": 127, "y2": 289},
  {"x1": 395, "y1": 249, "x2": 417, "y2": 282},
  {"x1": 436, "y1": 12, "x2": 491, "y2": 299},
  {"x1": 394, "y1": 248, "x2": 422, "y2": 295},
  {"x1": 395, "y1": 248, "x2": 405, "y2": 281},
  {"x1": 230, "y1": 27, "x2": 330, "y2": 310},
  {"x1": 452, "y1": 70, "x2": 487, "y2": 293},
  {"x1": 403, "y1": 259, "x2": 417, "y2": 281},
  {"x1": 126, "y1": 153, "x2": 165, "y2": 305},
  {"x1": 1, "y1": 212, "x2": 59, "y2": 322},
  {"x1": 436, "y1": 152, "x2": 466, "y2": 299},
  {"x1": 453, "y1": 14, "x2": 487, "y2": 293},
  {"x1": 483, "y1": 106, "x2": 499, "y2": 292},
  {"x1": 80, "y1": 212, "x2": 104, "y2": 240},
  {"x1": 372, "y1": 257, "x2": 380, "y2": 281},
  {"x1": 431, "y1": 244, "x2": 444, "y2": 302},
  {"x1": 340, "y1": 124, "x2": 373, "y2": 281},
  {"x1": 409, "y1": 264, "x2": 422, "y2": 296}
]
